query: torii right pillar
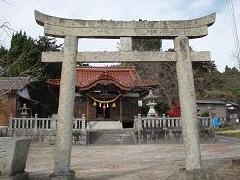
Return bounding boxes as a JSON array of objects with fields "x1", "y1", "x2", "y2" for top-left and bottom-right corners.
[{"x1": 174, "y1": 36, "x2": 202, "y2": 171}]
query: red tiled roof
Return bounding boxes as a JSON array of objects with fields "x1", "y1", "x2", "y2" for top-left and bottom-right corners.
[{"x1": 48, "y1": 66, "x2": 158, "y2": 91}]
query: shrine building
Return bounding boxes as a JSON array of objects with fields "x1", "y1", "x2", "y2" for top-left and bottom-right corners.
[{"x1": 48, "y1": 66, "x2": 157, "y2": 128}]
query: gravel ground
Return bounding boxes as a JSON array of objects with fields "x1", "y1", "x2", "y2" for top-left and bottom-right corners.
[{"x1": 26, "y1": 138, "x2": 240, "y2": 180}]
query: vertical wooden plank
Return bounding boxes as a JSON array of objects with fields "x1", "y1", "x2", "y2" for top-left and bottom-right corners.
[
  {"x1": 152, "y1": 119, "x2": 155, "y2": 128},
  {"x1": 147, "y1": 119, "x2": 151, "y2": 128},
  {"x1": 82, "y1": 114, "x2": 86, "y2": 129},
  {"x1": 9, "y1": 114, "x2": 13, "y2": 130},
  {"x1": 178, "y1": 119, "x2": 181, "y2": 128},
  {"x1": 168, "y1": 118, "x2": 171, "y2": 128},
  {"x1": 155, "y1": 119, "x2": 158, "y2": 128},
  {"x1": 26, "y1": 119, "x2": 29, "y2": 129},
  {"x1": 86, "y1": 97, "x2": 89, "y2": 120},
  {"x1": 143, "y1": 119, "x2": 147, "y2": 128},
  {"x1": 120, "y1": 98, "x2": 122, "y2": 122},
  {"x1": 31, "y1": 118, "x2": 33, "y2": 129}
]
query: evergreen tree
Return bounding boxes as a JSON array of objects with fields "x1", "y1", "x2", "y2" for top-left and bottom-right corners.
[
  {"x1": 6, "y1": 31, "x2": 41, "y2": 78},
  {"x1": 0, "y1": 46, "x2": 8, "y2": 73},
  {"x1": 0, "y1": 46, "x2": 8, "y2": 60},
  {"x1": 3, "y1": 31, "x2": 62, "y2": 115},
  {"x1": 36, "y1": 36, "x2": 62, "y2": 79},
  {"x1": 5, "y1": 31, "x2": 62, "y2": 79}
]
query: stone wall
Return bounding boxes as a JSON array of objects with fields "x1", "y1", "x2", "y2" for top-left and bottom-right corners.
[
  {"x1": 134, "y1": 128, "x2": 215, "y2": 144},
  {"x1": 6, "y1": 129, "x2": 87, "y2": 145},
  {"x1": 4, "y1": 127, "x2": 214, "y2": 145}
]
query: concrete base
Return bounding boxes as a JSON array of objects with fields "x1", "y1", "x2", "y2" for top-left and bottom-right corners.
[
  {"x1": 0, "y1": 172, "x2": 29, "y2": 180},
  {"x1": 49, "y1": 170, "x2": 75, "y2": 180}
]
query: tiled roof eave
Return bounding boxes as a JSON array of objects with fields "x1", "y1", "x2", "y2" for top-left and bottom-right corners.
[
  {"x1": 0, "y1": 77, "x2": 31, "y2": 91},
  {"x1": 76, "y1": 79, "x2": 132, "y2": 91},
  {"x1": 47, "y1": 67, "x2": 158, "y2": 90}
]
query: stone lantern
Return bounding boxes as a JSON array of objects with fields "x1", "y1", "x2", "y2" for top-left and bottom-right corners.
[
  {"x1": 144, "y1": 90, "x2": 159, "y2": 117},
  {"x1": 19, "y1": 103, "x2": 29, "y2": 118}
]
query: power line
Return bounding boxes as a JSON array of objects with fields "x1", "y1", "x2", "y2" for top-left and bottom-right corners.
[
  {"x1": 231, "y1": 0, "x2": 240, "y2": 56},
  {"x1": 227, "y1": 0, "x2": 240, "y2": 57}
]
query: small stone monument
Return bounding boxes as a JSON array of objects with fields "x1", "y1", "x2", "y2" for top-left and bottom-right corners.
[
  {"x1": 145, "y1": 90, "x2": 159, "y2": 117},
  {"x1": 0, "y1": 137, "x2": 30, "y2": 179}
]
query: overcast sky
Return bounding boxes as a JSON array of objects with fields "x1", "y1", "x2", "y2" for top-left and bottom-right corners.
[{"x1": 1, "y1": 0, "x2": 240, "y2": 71}]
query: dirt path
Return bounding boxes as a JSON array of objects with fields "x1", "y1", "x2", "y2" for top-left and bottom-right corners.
[{"x1": 26, "y1": 141, "x2": 240, "y2": 179}]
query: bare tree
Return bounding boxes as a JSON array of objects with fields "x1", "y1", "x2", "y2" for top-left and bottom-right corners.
[
  {"x1": 232, "y1": 51, "x2": 240, "y2": 71},
  {"x1": 0, "y1": 21, "x2": 14, "y2": 47}
]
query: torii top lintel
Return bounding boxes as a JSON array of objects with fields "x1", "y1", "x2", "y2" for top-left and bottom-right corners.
[{"x1": 35, "y1": 10, "x2": 215, "y2": 39}]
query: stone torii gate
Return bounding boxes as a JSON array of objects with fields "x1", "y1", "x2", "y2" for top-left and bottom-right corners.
[{"x1": 35, "y1": 10, "x2": 215, "y2": 179}]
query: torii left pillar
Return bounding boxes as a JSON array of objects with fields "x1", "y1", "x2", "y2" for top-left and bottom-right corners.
[{"x1": 50, "y1": 36, "x2": 78, "y2": 180}]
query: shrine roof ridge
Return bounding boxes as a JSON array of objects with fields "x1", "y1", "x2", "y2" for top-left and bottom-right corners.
[
  {"x1": 48, "y1": 66, "x2": 157, "y2": 91},
  {"x1": 76, "y1": 66, "x2": 136, "y2": 71},
  {"x1": 35, "y1": 10, "x2": 216, "y2": 39}
]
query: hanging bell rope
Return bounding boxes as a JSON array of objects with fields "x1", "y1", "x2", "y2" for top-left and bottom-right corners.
[{"x1": 88, "y1": 94, "x2": 122, "y2": 104}]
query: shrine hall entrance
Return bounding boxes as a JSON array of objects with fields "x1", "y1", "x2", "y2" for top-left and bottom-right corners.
[
  {"x1": 49, "y1": 66, "x2": 157, "y2": 123},
  {"x1": 96, "y1": 105, "x2": 110, "y2": 120}
]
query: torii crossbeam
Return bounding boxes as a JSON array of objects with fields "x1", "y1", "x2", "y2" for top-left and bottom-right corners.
[{"x1": 35, "y1": 10, "x2": 216, "y2": 180}]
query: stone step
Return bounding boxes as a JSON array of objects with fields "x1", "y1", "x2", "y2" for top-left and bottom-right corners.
[
  {"x1": 89, "y1": 121, "x2": 122, "y2": 129},
  {"x1": 90, "y1": 141, "x2": 134, "y2": 145},
  {"x1": 89, "y1": 132, "x2": 132, "y2": 135},
  {"x1": 89, "y1": 132, "x2": 133, "y2": 138},
  {"x1": 89, "y1": 140, "x2": 134, "y2": 145},
  {"x1": 88, "y1": 129, "x2": 133, "y2": 132},
  {"x1": 89, "y1": 129, "x2": 132, "y2": 133},
  {"x1": 89, "y1": 136, "x2": 134, "y2": 141}
]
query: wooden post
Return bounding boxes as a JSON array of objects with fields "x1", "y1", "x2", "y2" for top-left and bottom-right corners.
[
  {"x1": 52, "y1": 117, "x2": 57, "y2": 130},
  {"x1": 9, "y1": 114, "x2": 13, "y2": 130},
  {"x1": 86, "y1": 97, "x2": 89, "y2": 120},
  {"x1": 119, "y1": 97, "x2": 122, "y2": 122},
  {"x1": 82, "y1": 114, "x2": 86, "y2": 130}
]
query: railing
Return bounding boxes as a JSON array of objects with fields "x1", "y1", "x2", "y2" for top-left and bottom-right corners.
[
  {"x1": 198, "y1": 117, "x2": 211, "y2": 127},
  {"x1": 9, "y1": 114, "x2": 86, "y2": 131},
  {"x1": 73, "y1": 116, "x2": 87, "y2": 130},
  {"x1": 134, "y1": 114, "x2": 211, "y2": 130}
]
